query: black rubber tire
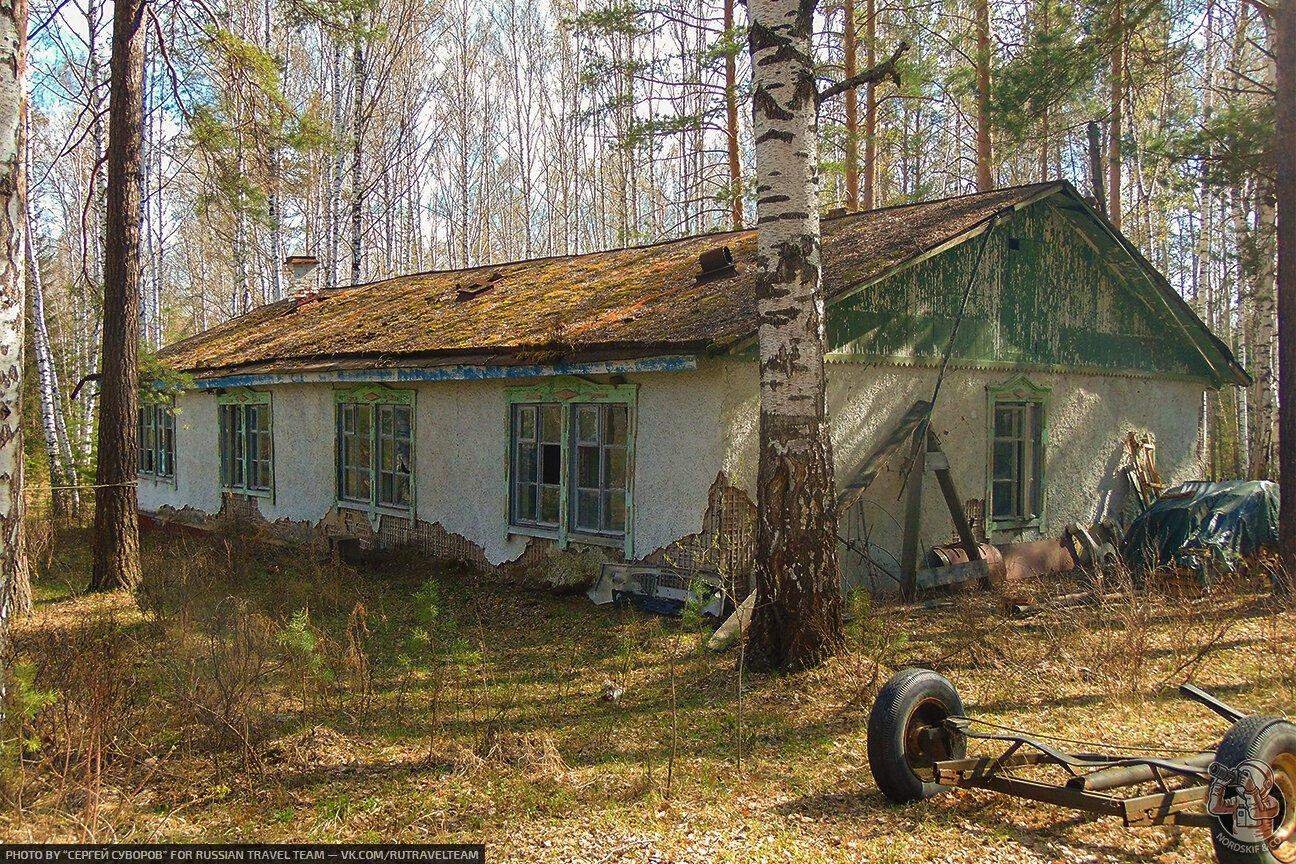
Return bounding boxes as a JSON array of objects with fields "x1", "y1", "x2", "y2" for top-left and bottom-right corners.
[
  {"x1": 1210, "y1": 715, "x2": 1296, "y2": 864},
  {"x1": 867, "y1": 667, "x2": 967, "y2": 804}
]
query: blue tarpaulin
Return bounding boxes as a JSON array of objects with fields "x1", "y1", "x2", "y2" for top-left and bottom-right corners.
[{"x1": 1121, "y1": 480, "x2": 1279, "y2": 576}]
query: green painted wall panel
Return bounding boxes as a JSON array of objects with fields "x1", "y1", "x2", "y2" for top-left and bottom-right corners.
[{"x1": 828, "y1": 201, "x2": 1211, "y2": 380}]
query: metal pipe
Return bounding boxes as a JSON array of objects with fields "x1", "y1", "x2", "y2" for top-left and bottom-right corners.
[{"x1": 1068, "y1": 752, "x2": 1215, "y2": 792}]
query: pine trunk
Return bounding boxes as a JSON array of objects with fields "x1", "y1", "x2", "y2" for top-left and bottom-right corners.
[
  {"x1": 974, "y1": 0, "x2": 993, "y2": 191},
  {"x1": 725, "y1": 0, "x2": 743, "y2": 229},
  {"x1": 861, "y1": 0, "x2": 877, "y2": 209},
  {"x1": 90, "y1": 0, "x2": 146, "y2": 593},
  {"x1": 265, "y1": 0, "x2": 284, "y2": 302},
  {"x1": 842, "y1": 0, "x2": 859, "y2": 210},
  {"x1": 746, "y1": 0, "x2": 843, "y2": 672},
  {"x1": 1108, "y1": 0, "x2": 1123, "y2": 231},
  {"x1": 1275, "y1": 0, "x2": 1295, "y2": 585},
  {"x1": 0, "y1": 0, "x2": 28, "y2": 628}
]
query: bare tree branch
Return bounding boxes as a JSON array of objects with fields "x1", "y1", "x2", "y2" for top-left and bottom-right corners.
[{"x1": 815, "y1": 41, "x2": 909, "y2": 108}]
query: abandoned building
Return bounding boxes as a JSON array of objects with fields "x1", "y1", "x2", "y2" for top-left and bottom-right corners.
[{"x1": 140, "y1": 181, "x2": 1247, "y2": 594}]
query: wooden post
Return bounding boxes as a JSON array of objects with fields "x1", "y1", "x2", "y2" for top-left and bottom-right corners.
[
  {"x1": 927, "y1": 429, "x2": 981, "y2": 561},
  {"x1": 899, "y1": 427, "x2": 927, "y2": 599}
]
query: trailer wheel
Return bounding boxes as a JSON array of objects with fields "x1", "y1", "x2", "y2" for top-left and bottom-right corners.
[
  {"x1": 867, "y1": 667, "x2": 966, "y2": 804},
  {"x1": 1210, "y1": 715, "x2": 1296, "y2": 864}
]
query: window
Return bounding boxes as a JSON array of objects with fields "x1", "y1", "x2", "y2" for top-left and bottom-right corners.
[
  {"x1": 571, "y1": 403, "x2": 628, "y2": 535},
  {"x1": 218, "y1": 393, "x2": 273, "y2": 495},
  {"x1": 335, "y1": 388, "x2": 413, "y2": 510},
  {"x1": 511, "y1": 403, "x2": 562, "y2": 528},
  {"x1": 987, "y1": 377, "x2": 1048, "y2": 527},
  {"x1": 138, "y1": 401, "x2": 175, "y2": 479},
  {"x1": 507, "y1": 379, "x2": 636, "y2": 550}
]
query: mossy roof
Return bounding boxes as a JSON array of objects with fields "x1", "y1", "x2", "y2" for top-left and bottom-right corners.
[{"x1": 160, "y1": 181, "x2": 1244, "y2": 386}]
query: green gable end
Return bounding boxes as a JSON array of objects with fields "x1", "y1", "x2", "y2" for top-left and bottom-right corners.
[{"x1": 826, "y1": 199, "x2": 1222, "y2": 384}]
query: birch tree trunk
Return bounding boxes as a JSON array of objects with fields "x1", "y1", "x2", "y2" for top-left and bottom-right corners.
[
  {"x1": 0, "y1": 0, "x2": 28, "y2": 629},
  {"x1": 350, "y1": 15, "x2": 365, "y2": 285},
  {"x1": 1275, "y1": 0, "x2": 1295, "y2": 586},
  {"x1": 746, "y1": 0, "x2": 843, "y2": 671},
  {"x1": 90, "y1": 0, "x2": 146, "y2": 593},
  {"x1": 25, "y1": 138, "x2": 78, "y2": 517},
  {"x1": 27, "y1": 231, "x2": 75, "y2": 512}
]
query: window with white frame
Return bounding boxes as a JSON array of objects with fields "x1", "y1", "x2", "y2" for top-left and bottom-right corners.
[
  {"x1": 988, "y1": 378, "x2": 1047, "y2": 526},
  {"x1": 335, "y1": 387, "x2": 413, "y2": 510},
  {"x1": 218, "y1": 393, "x2": 273, "y2": 495},
  {"x1": 138, "y1": 400, "x2": 175, "y2": 480},
  {"x1": 507, "y1": 380, "x2": 635, "y2": 548}
]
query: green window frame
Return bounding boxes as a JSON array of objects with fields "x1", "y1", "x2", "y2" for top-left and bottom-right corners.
[
  {"x1": 986, "y1": 375, "x2": 1049, "y2": 531},
  {"x1": 506, "y1": 377, "x2": 637, "y2": 555},
  {"x1": 217, "y1": 389, "x2": 273, "y2": 497},
  {"x1": 334, "y1": 385, "x2": 415, "y2": 513},
  {"x1": 138, "y1": 399, "x2": 176, "y2": 481}
]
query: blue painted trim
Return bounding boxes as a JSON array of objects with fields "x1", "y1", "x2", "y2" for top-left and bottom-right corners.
[{"x1": 191, "y1": 355, "x2": 698, "y2": 390}]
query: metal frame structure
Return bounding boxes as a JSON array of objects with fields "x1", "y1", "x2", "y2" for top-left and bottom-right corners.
[{"x1": 921, "y1": 684, "x2": 1250, "y2": 830}]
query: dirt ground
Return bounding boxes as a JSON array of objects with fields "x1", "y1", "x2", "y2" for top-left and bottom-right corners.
[{"x1": 2, "y1": 526, "x2": 1293, "y2": 862}]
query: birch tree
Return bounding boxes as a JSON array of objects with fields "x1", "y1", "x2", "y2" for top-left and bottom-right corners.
[
  {"x1": 0, "y1": 0, "x2": 27, "y2": 633},
  {"x1": 745, "y1": 0, "x2": 904, "y2": 671}
]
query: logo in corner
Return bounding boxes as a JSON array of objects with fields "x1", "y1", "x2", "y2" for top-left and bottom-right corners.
[{"x1": 1208, "y1": 758, "x2": 1282, "y2": 853}]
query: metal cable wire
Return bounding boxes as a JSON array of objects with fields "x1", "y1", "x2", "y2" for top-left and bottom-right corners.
[
  {"x1": 963, "y1": 715, "x2": 1208, "y2": 755},
  {"x1": 897, "y1": 211, "x2": 1003, "y2": 493}
]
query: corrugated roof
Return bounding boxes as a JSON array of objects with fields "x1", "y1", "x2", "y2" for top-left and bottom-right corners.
[{"x1": 160, "y1": 183, "x2": 1060, "y2": 376}]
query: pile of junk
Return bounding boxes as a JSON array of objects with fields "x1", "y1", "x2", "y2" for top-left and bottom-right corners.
[{"x1": 897, "y1": 421, "x2": 1281, "y2": 601}]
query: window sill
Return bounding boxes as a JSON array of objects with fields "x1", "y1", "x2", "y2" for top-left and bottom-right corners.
[
  {"x1": 139, "y1": 474, "x2": 175, "y2": 485},
  {"x1": 567, "y1": 531, "x2": 626, "y2": 549},
  {"x1": 337, "y1": 500, "x2": 413, "y2": 518},
  {"x1": 508, "y1": 524, "x2": 560, "y2": 542},
  {"x1": 224, "y1": 487, "x2": 273, "y2": 500},
  {"x1": 989, "y1": 517, "x2": 1043, "y2": 534}
]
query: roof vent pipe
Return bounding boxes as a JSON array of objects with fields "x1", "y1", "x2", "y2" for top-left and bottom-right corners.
[
  {"x1": 285, "y1": 254, "x2": 320, "y2": 300},
  {"x1": 697, "y1": 246, "x2": 735, "y2": 280}
]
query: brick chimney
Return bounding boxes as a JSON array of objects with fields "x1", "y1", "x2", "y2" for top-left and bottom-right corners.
[{"x1": 284, "y1": 254, "x2": 320, "y2": 301}]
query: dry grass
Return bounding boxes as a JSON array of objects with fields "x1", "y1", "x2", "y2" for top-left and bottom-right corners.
[{"x1": 1, "y1": 525, "x2": 1293, "y2": 862}]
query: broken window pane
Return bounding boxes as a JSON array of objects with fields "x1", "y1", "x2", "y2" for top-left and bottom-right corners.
[{"x1": 541, "y1": 443, "x2": 561, "y2": 485}]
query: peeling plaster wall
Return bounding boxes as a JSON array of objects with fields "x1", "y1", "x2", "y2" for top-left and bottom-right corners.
[
  {"x1": 137, "y1": 361, "x2": 761, "y2": 567},
  {"x1": 139, "y1": 358, "x2": 1205, "y2": 589}
]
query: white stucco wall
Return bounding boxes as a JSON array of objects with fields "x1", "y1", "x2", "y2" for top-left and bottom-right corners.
[
  {"x1": 827, "y1": 363, "x2": 1205, "y2": 589},
  {"x1": 140, "y1": 359, "x2": 1205, "y2": 580}
]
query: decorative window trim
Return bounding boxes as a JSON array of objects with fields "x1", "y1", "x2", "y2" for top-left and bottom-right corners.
[
  {"x1": 217, "y1": 389, "x2": 274, "y2": 501},
  {"x1": 505, "y1": 377, "x2": 637, "y2": 556},
  {"x1": 216, "y1": 387, "x2": 271, "y2": 407},
  {"x1": 985, "y1": 375, "x2": 1050, "y2": 533},
  {"x1": 333, "y1": 384, "x2": 416, "y2": 522},
  {"x1": 138, "y1": 399, "x2": 177, "y2": 485}
]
